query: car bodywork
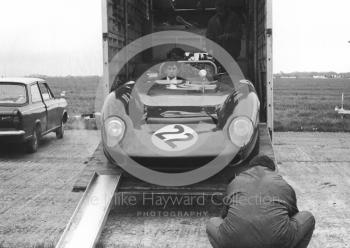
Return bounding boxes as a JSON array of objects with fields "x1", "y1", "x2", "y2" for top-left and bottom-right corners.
[
  {"x1": 101, "y1": 61, "x2": 260, "y2": 174},
  {"x1": 0, "y1": 78, "x2": 68, "y2": 151}
]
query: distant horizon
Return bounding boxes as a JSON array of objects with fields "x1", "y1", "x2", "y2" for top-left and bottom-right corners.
[
  {"x1": 1, "y1": 71, "x2": 349, "y2": 78},
  {"x1": 274, "y1": 71, "x2": 350, "y2": 75},
  {"x1": 3, "y1": 70, "x2": 350, "y2": 79}
]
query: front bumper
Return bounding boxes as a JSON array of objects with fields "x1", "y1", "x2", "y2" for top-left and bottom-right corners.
[
  {"x1": 0, "y1": 130, "x2": 25, "y2": 136},
  {"x1": 103, "y1": 125, "x2": 259, "y2": 173},
  {"x1": 0, "y1": 130, "x2": 26, "y2": 143}
]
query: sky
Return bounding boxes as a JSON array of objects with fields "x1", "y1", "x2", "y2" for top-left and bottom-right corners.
[
  {"x1": 0, "y1": 0, "x2": 349, "y2": 76},
  {"x1": 274, "y1": 0, "x2": 350, "y2": 73},
  {"x1": 0, "y1": 0, "x2": 102, "y2": 76}
]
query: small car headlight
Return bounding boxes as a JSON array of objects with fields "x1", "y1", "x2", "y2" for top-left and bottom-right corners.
[
  {"x1": 105, "y1": 117, "x2": 125, "y2": 147},
  {"x1": 228, "y1": 116, "x2": 254, "y2": 147}
]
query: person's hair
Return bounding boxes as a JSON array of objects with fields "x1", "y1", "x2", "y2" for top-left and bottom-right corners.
[
  {"x1": 248, "y1": 155, "x2": 276, "y2": 171},
  {"x1": 163, "y1": 61, "x2": 179, "y2": 69}
]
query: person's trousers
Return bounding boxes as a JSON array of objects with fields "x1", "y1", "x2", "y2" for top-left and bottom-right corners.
[
  {"x1": 206, "y1": 211, "x2": 315, "y2": 248},
  {"x1": 290, "y1": 211, "x2": 316, "y2": 248},
  {"x1": 206, "y1": 217, "x2": 227, "y2": 248}
]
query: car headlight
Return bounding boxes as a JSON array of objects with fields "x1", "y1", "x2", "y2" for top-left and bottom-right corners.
[
  {"x1": 228, "y1": 116, "x2": 254, "y2": 147},
  {"x1": 105, "y1": 116, "x2": 126, "y2": 147}
]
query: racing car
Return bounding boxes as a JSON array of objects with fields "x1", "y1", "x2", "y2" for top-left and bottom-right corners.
[{"x1": 101, "y1": 59, "x2": 260, "y2": 178}]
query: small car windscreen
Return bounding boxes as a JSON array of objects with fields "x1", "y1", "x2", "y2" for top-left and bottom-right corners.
[{"x1": 0, "y1": 83, "x2": 27, "y2": 104}]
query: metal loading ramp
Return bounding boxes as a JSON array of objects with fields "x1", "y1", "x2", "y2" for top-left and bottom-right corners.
[{"x1": 56, "y1": 173, "x2": 121, "y2": 248}]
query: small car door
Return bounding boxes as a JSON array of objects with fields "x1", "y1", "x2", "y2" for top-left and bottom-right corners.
[
  {"x1": 38, "y1": 82, "x2": 58, "y2": 130},
  {"x1": 30, "y1": 83, "x2": 48, "y2": 132}
]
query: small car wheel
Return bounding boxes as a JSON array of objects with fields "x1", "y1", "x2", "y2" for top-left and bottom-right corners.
[
  {"x1": 56, "y1": 120, "x2": 64, "y2": 139},
  {"x1": 27, "y1": 127, "x2": 40, "y2": 153}
]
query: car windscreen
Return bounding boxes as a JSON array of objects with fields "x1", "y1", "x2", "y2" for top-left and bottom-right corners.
[
  {"x1": 0, "y1": 83, "x2": 27, "y2": 105},
  {"x1": 142, "y1": 61, "x2": 235, "y2": 94}
]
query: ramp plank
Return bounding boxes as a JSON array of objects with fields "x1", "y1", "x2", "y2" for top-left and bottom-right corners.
[{"x1": 57, "y1": 174, "x2": 121, "y2": 248}]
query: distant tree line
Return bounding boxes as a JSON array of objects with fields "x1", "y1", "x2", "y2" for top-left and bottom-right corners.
[{"x1": 274, "y1": 72, "x2": 350, "y2": 79}]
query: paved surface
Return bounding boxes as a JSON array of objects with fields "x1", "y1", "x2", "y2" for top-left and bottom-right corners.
[
  {"x1": 99, "y1": 132, "x2": 350, "y2": 248},
  {"x1": 0, "y1": 131, "x2": 349, "y2": 247},
  {"x1": 0, "y1": 130, "x2": 100, "y2": 248},
  {"x1": 274, "y1": 132, "x2": 350, "y2": 248}
]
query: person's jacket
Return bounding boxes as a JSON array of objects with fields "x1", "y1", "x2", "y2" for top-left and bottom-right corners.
[{"x1": 220, "y1": 156, "x2": 299, "y2": 248}]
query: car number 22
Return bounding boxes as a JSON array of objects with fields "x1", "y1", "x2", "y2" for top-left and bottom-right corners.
[{"x1": 151, "y1": 124, "x2": 198, "y2": 152}]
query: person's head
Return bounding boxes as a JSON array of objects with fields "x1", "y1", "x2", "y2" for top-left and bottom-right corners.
[
  {"x1": 163, "y1": 61, "x2": 179, "y2": 79},
  {"x1": 215, "y1": 0, "x2": 229, "y2": 18},
  {"x1": 248, "y1": 155, "x2": 276, "y2": 171}
]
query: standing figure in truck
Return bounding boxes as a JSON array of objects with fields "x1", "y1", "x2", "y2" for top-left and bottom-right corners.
[{"x1": 206, "y1": 0, "x2": 243, "y2": 60}]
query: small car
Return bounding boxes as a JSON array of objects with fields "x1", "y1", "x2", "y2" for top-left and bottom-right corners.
[
  {"x1": 101, "y1": 60, "x2": 260, "y2": 176},
  {"x1": 0, "y1": 78, "x2": 68, "y2": 153}
]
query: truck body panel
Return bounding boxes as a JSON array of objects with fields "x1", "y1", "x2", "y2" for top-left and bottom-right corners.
[{"x1": 101, "y1": 0, "x2": 273, "y2": 134}]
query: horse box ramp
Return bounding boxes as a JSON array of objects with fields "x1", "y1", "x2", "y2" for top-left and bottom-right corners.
[{"x1": 56, "y1": 173, "x2": 120, "y2": 248}]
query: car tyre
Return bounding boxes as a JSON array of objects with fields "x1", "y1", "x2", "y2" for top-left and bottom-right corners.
[
  {"x1": 27, "y1": 126, "x2": 40, "y2": 153},
  {"x1": 56, "y1": 120, "x2": 64, "y2": 139},
  {"x1": 251, "y1": 134, "x2": 260, "y2": 157}
]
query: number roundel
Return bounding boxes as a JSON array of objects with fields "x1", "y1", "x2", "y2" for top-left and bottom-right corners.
[{"x1": 152, "y1": 124, "x2": 198, "y2": 152}]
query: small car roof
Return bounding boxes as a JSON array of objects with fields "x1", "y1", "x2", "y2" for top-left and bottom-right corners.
[{"x1": 0, "y1": 77, "x2": 45, "y2": 85}]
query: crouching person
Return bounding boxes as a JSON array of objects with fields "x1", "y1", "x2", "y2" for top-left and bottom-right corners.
[{"x1": 206, "y1": 155, "x2": 315, "y2": 248}]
